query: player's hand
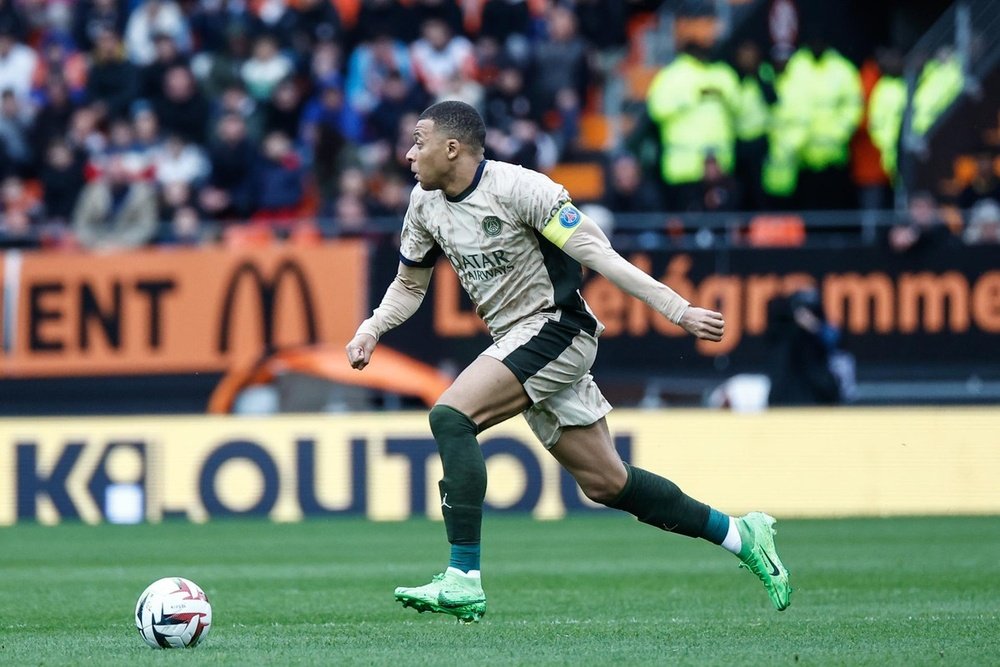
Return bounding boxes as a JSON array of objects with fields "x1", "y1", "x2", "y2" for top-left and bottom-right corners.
[
  {"x1": 345, "y1": 333, "x2": 377, "y2": 370},
  {"x1": 679, "y1": 307, "x2": 725, "y2": 342}
]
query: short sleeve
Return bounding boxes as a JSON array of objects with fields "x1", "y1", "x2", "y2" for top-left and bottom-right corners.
[
  {"x1": 399, "y1": 205, "x2": 441, "y2": 268},
  {"x1": 513, "y1": 167, "x2": 586, "y2": 249}
]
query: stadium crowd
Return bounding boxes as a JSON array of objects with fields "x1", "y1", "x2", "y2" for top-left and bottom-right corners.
[{"x1": 0, "y1": 0, "x2": 996, "y2": 251}]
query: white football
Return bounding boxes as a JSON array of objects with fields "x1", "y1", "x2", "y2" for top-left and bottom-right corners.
[{"x1": 134, "y1": 577, "x2": 212, "y2": 649}]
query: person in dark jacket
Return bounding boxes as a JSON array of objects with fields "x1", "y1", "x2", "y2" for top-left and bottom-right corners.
[
  {"x1": 250, "y1": 130, "x2": 304, "y2": 225},
  {"x1": 766, "y1": 289, "x2": 843, "y2": 406},
  {"x1": 85, "y1": 25, "x2": 137, "y2": 120}
]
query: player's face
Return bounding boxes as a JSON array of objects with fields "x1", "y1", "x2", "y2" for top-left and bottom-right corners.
[{"x1": 406, "y1": 119, "x2": 453, "y2": 191}]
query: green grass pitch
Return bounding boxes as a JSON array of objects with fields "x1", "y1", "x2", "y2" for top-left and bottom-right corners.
[{"x1": 2, "y1": 515, "x2": 998, "y2": 666}]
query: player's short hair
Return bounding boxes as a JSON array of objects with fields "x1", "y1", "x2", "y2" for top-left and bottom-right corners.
[{"x1": 419, "y1": 101, "x2": 485, "y2": 153}]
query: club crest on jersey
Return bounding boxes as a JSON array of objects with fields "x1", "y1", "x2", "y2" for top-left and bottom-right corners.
[
  {"x1": 482, "y1": 216, "x2": 504, "y2": 237},
  {"x1": 558, "y1": 205, "x2": 581, "y2": 229}
]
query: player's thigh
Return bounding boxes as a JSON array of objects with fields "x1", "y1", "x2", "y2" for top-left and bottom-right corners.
[
  {"x1": 436, "y1": 355, "x2": 531, "y2": 429},
  {"x1": 548, "y1": 418, "x2": 627, "y2": 501}
]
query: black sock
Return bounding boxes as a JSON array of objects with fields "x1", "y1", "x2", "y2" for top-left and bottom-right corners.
[
  {"x1": 606, "y1": 463, "x2": 711, "y2": 538},
  {"x1": 429, "y1": 405, "x2": 486, "y2": 546}
]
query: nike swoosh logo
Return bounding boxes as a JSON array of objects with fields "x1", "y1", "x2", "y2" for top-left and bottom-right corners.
[{"x1": 761, "y1": 550, "x2": 781, "y2": 577}]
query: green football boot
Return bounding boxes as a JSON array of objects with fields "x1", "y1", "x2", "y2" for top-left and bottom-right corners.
[
  {"x1": 394, "y1": 568, "x2": 486, "y2": 623},
  {"x1": 736, "y1": 512, "x2": 792, "y2": 611}
]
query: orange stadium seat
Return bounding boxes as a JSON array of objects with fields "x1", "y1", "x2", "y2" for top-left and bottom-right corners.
[
  {"x1": 579, "y1": 113, "x2": 612, "y2": 152},
  {"x1": 674, "y1": 16, "x2": 718, "y2": 49},
  {"x1": 548, "y1": 162, "x2": 605, "y2": 202},
  {"x1": 747, "y1": 215, "x2": 806, "y2": 247}
]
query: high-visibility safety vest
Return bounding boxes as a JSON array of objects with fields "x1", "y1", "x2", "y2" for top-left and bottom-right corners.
[
  {"x1": 735, "y1": 74, "x2": 769, "y2": 142},
  {"x1": 868, "y1": 75, "x2": 906, "y2": 178},
  {"x1": 646, "y1": 54, "x2": 739, "y2": 185},
  {"x1": 762, "y1": 66, "x2": 811, "y2": 197},
  {"x1": 913, "y1": 55, "x2": 963, "y2": 136},
  {"x1": 782, "y1": 48, "x2": 863, "y2": 171}
]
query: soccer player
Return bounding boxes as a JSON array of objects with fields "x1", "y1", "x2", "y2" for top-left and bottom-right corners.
[{"x1": 346, "y1": 101, "x2": 791, "y2": 622}]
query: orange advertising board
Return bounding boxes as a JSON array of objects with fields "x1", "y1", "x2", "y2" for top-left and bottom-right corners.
[{"x1": 0, "y1": 242, "x2": 368, "y2": 377}]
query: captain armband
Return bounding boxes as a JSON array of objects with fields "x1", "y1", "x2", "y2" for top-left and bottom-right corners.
[{"x1": 541, "y1": 202, "x2": 584, "y2": 248}]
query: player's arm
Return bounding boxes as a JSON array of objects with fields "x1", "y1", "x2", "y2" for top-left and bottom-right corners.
[
  {"x1": 545, "y1": 208, "x2": 725, "y2": 341},
  {"x1": 346, "y1": 262, "x2": 432, "y2": 369}
]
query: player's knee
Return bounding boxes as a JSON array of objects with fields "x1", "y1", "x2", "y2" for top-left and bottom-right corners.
[
  {"x1": 429, "y1": 404, "x2": 478, "y2": 440},
  {"x1": 578, "y1": 473, "x2": 624, "y2": 506}
]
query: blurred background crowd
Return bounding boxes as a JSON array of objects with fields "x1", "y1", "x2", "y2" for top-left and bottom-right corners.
[{"x1": 0, "y1": 0, "x2": 997, "y2": 252}]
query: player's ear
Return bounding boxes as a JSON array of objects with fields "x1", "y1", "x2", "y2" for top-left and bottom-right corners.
[{"x1": 446, "y1": 139, "x2": 460, "y2": 159}]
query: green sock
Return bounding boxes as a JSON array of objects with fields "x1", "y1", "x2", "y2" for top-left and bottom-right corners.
[
  {"x1": 429, "y1": 405, "x2": 486, "y2": 548},
  {"x1": 606, "y1": 463, "x2": 711, "y2": 539}
]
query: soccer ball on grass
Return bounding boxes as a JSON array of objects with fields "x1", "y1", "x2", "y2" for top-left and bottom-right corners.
[{"x1": 134, "y1": 577, "x2": 212, "y2": 648}]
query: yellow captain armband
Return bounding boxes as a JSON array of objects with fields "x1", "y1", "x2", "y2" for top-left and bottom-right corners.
[{"x1": 541, "y1": 202, "x2": 584, "y2": 248}]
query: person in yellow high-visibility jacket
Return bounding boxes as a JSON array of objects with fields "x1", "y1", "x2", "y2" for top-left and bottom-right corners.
[
  {"x1": 762, "y1": 56, "x2": 811, "y2": 208},
  {"x1": 868, "y1": 73, "x2": 906, "y2": 180},
  {"x1": 912, "y1": 49, "x2": 964, "y2": 136},
  {"x1": 783, "y1": 38, "x2": 862, "y2": 209},
  {"x1": 646, "y1": 44, "x2": 739, "y2": 210}
]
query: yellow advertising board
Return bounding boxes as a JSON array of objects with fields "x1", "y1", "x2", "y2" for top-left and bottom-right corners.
[{"x1": 1, "y1": 408, "x2": 998, "y2": 526}]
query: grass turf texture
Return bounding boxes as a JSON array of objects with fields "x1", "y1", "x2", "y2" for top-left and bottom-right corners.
[{"x1": 2, "y1": 516, "x2": 998, "y2": 666}]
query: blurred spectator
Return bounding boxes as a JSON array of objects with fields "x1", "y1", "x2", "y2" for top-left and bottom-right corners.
[
  {"x1": 548, "y1": 87, "x2": 581, "y2": 159},
  {"x1": 767, "y1": 288, "x2": 846, "y2": 406},
  {"x1": 310, "y1": 38, "x2": 343, "y2": 90},
  {"x1": 73, "y1": 0, "x2": 128, "y2": 52},
  {"x1": 369, "y1": 170, "x2": 410, "y2": 218},
  {"x1": 0, "y1": 0, "x2": 27, "y2": 42},
  {"x1": 367, "y1": 69, "x2": 427, "y2": 145},
  {"x1": 31, "y1": 77, "x2": 80, "y2": 164},
  {"x1": 958, "y1": 154, "x2": 1000, "y2": 210},
  {"x1": 200, "y1": 113, "x2": 257, "y2": 220},
  {"x1": 912, "y1": 47, "x2": 963, "y2": 138},
  {"x1": 153, "y1": 134, "x2": 208, "y2": 189},
  {"x1": 250, "y1": 130, "x2": 304, "y2": 225},
  {"x1": 0, "y1": 89, "x2": 32, "y2": 175},
  {"x1": 263, "y1": 77, "x2": 305, "y2": 142},
  {"x1": 530, "y1": 5, "x2": 587, "y2": 120},
  {"x1": 124, "y1": 0, "x2": 190, "y2": 66},
  {"x1": 963, "y1": 199, "x2": 1000, "y2": 245},
  {"x1": 331, "y1": 192, "x2": 370, "y2": 237},
  {"x1": 131, "y1": 102, "x2": 163, "y2": 161},
  {"x1": 732, "y1": 40, "x2": 772, "y2": 211},
  {"x1": 66, "y1": 105, "x2": 107, "y2": 158},
  {"x1": 0, "y1": 21, "x2": 38, "y2": 104},
  {"x1": 300, "y1": 83, "x2": 364, "y2": 146},
  {"x1": 249, "y1": 0, "x2": 297, "y2": 49},
  {"x1": 39, "y1": 139, "x2": 86, "y2": 224},
  {"x1": 241, "y1": 33, "x2": 292, "y2": 102},
  {"x1": 410, "y1": 18, "x2": 476, "y2": 99},
  {"x1": 187, "y1": 0, "x2": 253, "y2": 54},
  {"x1": 312, "y1": 123, "x2": 360, "y2": 215},
  {"x1": 353, "y1": 0, "x2": 418, "y2": 45},
  {"x1": 213, "y1": 81, "x2": 263, "y2": 140},
  {"x1": 153, "y1": 65, "x2": 210, "y2": 143},
  {"x1": 412, "y1": 0, "x2": 464, "y2": 38},
  {"x1": 477, "y1": 0, "x2": 531, "y2": 54},
  {"x1": 72, "y1": 154, "x2": 158, "y2": 250},
  {"x1": 887, "y1": 191, "x2": 958, "y2": 254},
  {"x1": 485, "y1": 117, "x2": 554, "y2": 172},
  {"x1": 785, "y1": 32, "x2": 862, "y2": 210},
  {"x1": 292, "y1": 0, "x2": 342, "y2": 48},
  {"x1": 483, "y1": 60, "x2": 532, "y2": 132},
  {"x1": 434, "y1": 70, "x2": 484, "y2": 110},
  {"x1": 646, "y1": 43, "x2": 739, "y2": 211},
  {"x1": 699, "y1": 153, "x2": 741, "y2": 213},
  {"x1": 191, "y1": 19, "x2": 252, "y2": 98},
  {"x1": 572, "y1": 0, "x2": 627, "y2": 114},
  {"x1": 31, "y1": 31, "x2": 88, "y2": 99},
  {"x1": 345, "y1": 31, "x2": 412, "y2": 116},
  {"x1": 602, "y1": 153, "x2": 661, "y2": 214},
  {"x1": 0, "y1": 175, "x2": 42, "y2": 239},
  {"x1": 139, "y1": 32, "x2": 187, "y2": 100},
  {"x1": 85, "y1": 26, "x2": 138, "y2": 120},
  {"x1": 158, "y1": 204, "x2": 212, "y2": 245},
  {"x1": 868, "y1": 47, "x2": 905, "y2": 180}
]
